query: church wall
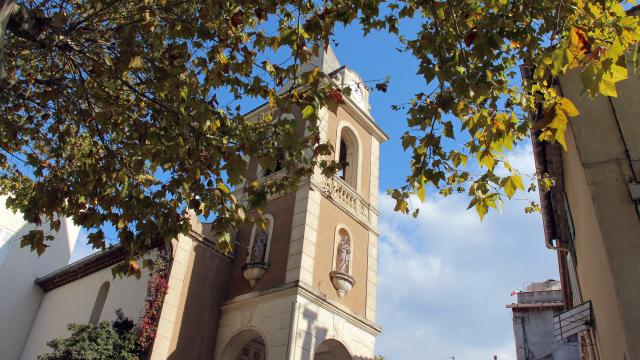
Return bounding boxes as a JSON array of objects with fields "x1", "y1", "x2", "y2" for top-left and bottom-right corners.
[
  {"x1": 20, "y1": 265, "x2": 149, "y2": 360},
  {"x1": 326, "y1": 106, "x2": 372, "y2": 200},
  {"x1": 313, "y1": 197, "x2": 369, "y2": 317},
  {"x1": 0, "y1": 196, "x2": 80, "y2": 360},
  {"x1": 160, "y1": 238, "x2": 232, "y2": 360},
  {"x1": 227, "y1": 191, "x2": 297, "y2": 299},
  {"x1": 215, "y1": 289, "x2": 296, "y2": 360},
  {"x1": 214, "y1": 286, "x2": 377, "y2": 360},
  {"x1": 293, "y1": 293, "x2": 376, "y2": 360}
]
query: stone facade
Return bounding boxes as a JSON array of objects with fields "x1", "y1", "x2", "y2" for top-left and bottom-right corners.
[
  {"x1": 211, "y1": 48, "x2": 388, "y2": 359},
  {"x1": 6, "y1": 47, "x2": 388, "y2": 360}
]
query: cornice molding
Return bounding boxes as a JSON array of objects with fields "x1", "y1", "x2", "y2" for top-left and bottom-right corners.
[{"x1": 221, "y1": 281, "x2": 382, "y2": 337}]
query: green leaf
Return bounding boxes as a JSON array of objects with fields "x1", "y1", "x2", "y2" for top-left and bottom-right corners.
[{"x1": 87, "y1": 230, "x2": 106, "y2": 250}]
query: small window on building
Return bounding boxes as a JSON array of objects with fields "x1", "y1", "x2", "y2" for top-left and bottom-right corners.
[
  {"x1": 0, "y1": 226, "x2": 16, "y2": 269},
  {"x1": 264, "y1": 152, "x2": 285, "y2": 177},
  {"x1": 89, "y1": 281, "x2": 110, "y2": 325},
  {"x1": 338, "y1": 139, "x2": 347, "y2": 180},
  {"x1": 257, "y1": 151, "x2": 285, "y2": 179}
]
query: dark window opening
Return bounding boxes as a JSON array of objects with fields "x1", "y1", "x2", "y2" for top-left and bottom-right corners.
[
  {"x1": 264, "y1": 151, "x2": 285, "y2": 177},
  {"x1": 338, "y1": 139, "x2": 348, "y2": 180}
]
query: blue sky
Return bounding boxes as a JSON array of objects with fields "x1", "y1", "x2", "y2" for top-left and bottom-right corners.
[{"x1": 71, "y1": 16, "x2": 560, "y2": 360}]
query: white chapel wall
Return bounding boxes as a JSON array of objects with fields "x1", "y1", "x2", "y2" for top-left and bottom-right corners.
[
  {"x1": 0, "y1": 196, "x2": 80, "y2": 360},
  {"x1": 20, "y1": 265, "x2": 150, "y2": 360}
]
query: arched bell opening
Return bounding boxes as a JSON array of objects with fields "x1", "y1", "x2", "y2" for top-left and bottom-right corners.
[
  {"x1": 336, "y1": 124, "x2": 361, "y2": 191},
  {"x1": 220, "y1": 328, "x2": 267, "y2": 360},
  {"x1": 313, "y1": 338, "x2": 352, "y2": 360}
]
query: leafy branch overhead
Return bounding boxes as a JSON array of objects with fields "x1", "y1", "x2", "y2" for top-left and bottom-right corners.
[{"x1": 0, "y1": 0, "x2": 638, "y2": 265}]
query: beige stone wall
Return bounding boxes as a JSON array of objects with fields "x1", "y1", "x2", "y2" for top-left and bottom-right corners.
[
  {"x1": 326, "y1": 106, "x2": 372, "y2": 200},
  {"x1": 559, "y1": 69, "x2": 640, "y2": 359},
  {"x1": 561, "y1": 127, "x2": 629, "y2": 358},
  {"x1": 313, "y1": 197, "x2": 369, "y2": 317},
  {"x1": 20, "y1": 264, "x2": 149, "y2": 360},
  {"x1": 151, "y1": 235, "x2": 232, "y2": 360},
  {"x1": 214, "y1": 285, "x2": 377, "y2": 360},
  {"x1": 227, "y1": 192, "x2": 296, "y2": 298}
]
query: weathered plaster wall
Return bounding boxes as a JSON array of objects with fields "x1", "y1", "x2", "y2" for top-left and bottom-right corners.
[
  {"x1": 512, "y1": 308, "x2": 579, "y2": 360},
  {"x1": 559, "y1": 69, "x2": 640, "y2": 359}
]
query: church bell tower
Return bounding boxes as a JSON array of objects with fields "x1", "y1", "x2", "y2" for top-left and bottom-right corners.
[{"x1": 214, "y1": 47, "x2": 388, "y2": 360}]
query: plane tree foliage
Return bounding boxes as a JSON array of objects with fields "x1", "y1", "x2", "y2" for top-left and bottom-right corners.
[{"x1": 0, "y1": 0, "x2": 638, "y2": 271}]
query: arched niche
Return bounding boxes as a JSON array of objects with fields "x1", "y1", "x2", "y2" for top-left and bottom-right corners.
[
  {"x1": 333, "y1": 226, "x2": 353, "y2": 276},
  {"x1": 243, "y1": 215, "x2": 274, "y2": 287},
  {"x1": 314, "y1": 338, "x2": 352, "y2": 360},
  {"x1": 335, "y1": 122, "x2": 362, "y2": 192},
  {"x1": 220, "y1": 328, "x2": 267, "y2": 360},
  {"x1": 89, "y1": 281, "x2": 110, "y2": 325},
  {"x1": 330, "y1": 225, "x2": 356, "y2": 298},
  {"x1": 247, "y1": 214, "x2": 275, "y2": 264}
]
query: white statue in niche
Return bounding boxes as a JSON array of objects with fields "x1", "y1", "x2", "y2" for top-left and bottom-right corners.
[
  {"x1": 335, "y1": 229, "x2": 351, "y2": 274},
  {"x1": 249, "y1": 224, "x2": 269, "y2": 263}
]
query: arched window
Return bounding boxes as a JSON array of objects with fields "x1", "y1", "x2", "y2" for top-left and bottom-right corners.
[
  {"x1": 89, "y1": 281, "x2": 110, "y2": 325},
  {"x1": 336, "y1": 124, "x2": 360, "y2": 190},
  {"x1": 334, "y1": 227, "x2": 353, "y2": 275},
  {"x1": 247, "y1": 214, "x2": 274, "y2": 264}
]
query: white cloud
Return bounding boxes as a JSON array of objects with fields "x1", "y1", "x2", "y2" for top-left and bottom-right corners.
[{"x1": 375, "y1": 146, "x2": 559, "y2": 360}]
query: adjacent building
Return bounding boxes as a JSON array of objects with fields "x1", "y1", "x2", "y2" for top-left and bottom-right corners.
[
  {"x1": 3, "y1": 47, "x2": 388, "y2": 360},
  {"x1": 530, "y1": 9, "x2": 640, "y2": 358},
  {"x1": 506, "y1": 280, "x2": 579, "y2": 360}
]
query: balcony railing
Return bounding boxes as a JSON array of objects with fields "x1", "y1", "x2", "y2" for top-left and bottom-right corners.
[{"x1": 318, "y1": 175, "x2": 371, "y2": 225}]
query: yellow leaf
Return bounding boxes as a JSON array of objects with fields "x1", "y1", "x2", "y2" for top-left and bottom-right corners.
[
  {"x1": 475, "y1": 200, "x2": 488, "y2": 221},
  {"x1": 129, "y1": 56, "x2": 144, "y2": 69},
  {"x1": 599, "y1": 64, "x2": 628, "y2": 97},
  {"x1": 557, "y1": 98, "x2": 579, "y2": 117},
  {"x1": 479, "y1": 153, "x2": 495, "y2": 169},
  {"x1": 502, "y1": 175, "x2": 524, "y2": 199},
  {"x1": 417, "y1": 182, "x2": 426, "y2": 202},
  {"x1": 599, "y1": 79, "x2": 618, "y2": 97}
]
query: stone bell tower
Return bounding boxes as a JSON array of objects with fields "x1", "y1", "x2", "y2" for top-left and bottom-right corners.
[{"x1": 214, "y1": 47, "x2": 388, "y2": 360}]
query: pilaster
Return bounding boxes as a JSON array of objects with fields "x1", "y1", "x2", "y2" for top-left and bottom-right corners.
[
  {"x1": 150, "y1": 235, "x2": 194, "y2": 360},
  {"x1": 285, "y1": 184, "x2": 321, "y2": 285}
]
